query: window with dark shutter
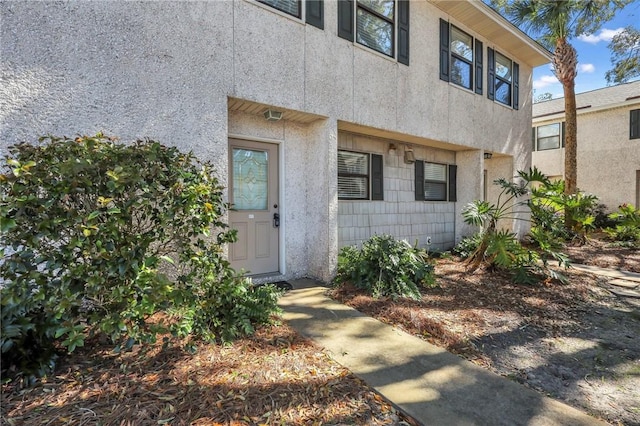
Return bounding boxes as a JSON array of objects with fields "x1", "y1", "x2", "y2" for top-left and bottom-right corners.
[
  {"x1": 439, "y1": 19, "x2": 450, "y2": 82},
  {"x1": 424, "y1": 162, "x2": 447, "y2": 201},
  {"x1": 475, "y1": 39, "x2": 483, "y2": 95},
  {"x1": 338, "y1": 0, "x2": 355, "y2": 41},
  {"x1": 397, "y1": 0, "x2": 409, "y2": 65},
  {"x1": 415, "y1": 160, "x2": 425, "y2": 201},
  {"x1": 306, "y1": 0, "x2": 324, "y2": 29},
  {"x1": 631, "y1": 109, "x2": 640, "y2": 140},
  {"x1": 513, "y1": 62, "x2": 519, "y2": 110},
  {"x1": 487, "y1": 47, "x2": 495, "y2": 101},
  {"x1": 448, "y1": 164, "x2": 457, "y2": 202},
  {"x1": 371, "y1": 154, "x2": 384, "y2": 200}
]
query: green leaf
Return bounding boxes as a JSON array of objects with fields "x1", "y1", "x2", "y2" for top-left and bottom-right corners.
[{"x1": 1, "y1": 218, "x2": 16, "y2": 233}]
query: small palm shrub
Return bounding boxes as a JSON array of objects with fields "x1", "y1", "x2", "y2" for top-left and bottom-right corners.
[
  {"x1": 461, "y1": 168, "x2": 570, "y2": 284},
  {"x1": 1, "y1": 134, "x2": 281, "y2": 383},
  {"x1": 333, "y1": 235, "x2": 435, "y2": 300},
  {"x1": 605, "y1": 204, "x2": 640, "y2": 244}
]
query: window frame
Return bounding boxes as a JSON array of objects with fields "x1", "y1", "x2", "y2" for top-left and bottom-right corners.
[
  {"x1": 256, "y1": 0, "x2": 302, "y2": 19},
  {"x1": 533, "y1": 122, "x2": 565, "y2": 151},
  {"x1": 488, "y1": 47, "x2": 519, "y2": 109},
  {"x1": 494, "y1": 50, "x2": 513, "y2": 107},
  {"x1": 449, "y1": 25, "x2": 474, "y2": 91},
  {"x1": 423, "y1": 161, "x2": 448, "y2": 202},
  {"x1": 339, "y1": 149, "x2": 385, "y2": 201},
  {"x1": 355, "y1": 0, "x2": 395, "y2": 58},
  {"x1": 631, "y1": 109, "x2": 640, "y2": 140}
]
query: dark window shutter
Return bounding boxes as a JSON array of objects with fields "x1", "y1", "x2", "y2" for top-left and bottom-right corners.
[
  {"x1": 532, "y1": 127, "x2": 536, "y2": 151},
  {"x1": 487, "y1": 47, "x2": 495, "y2": 101},
  {"x1": 474, "y1": 39, "x2": 483, "y2": 95},
  {"x1": 631, "y1": 109, "x2": 640, "y2": 139},
  {"x1": 397, "y1": 0, "x2": 410, "y2": 65},
  {"x1": 371, "y1": 154, "x2": 384, "y2": 200},
  {"x1": 562, "y1": 121, "x2": 566, "y2": 147},
  {"x1": 306, "y1": 0, "x2": 324, "y2": 29},
  {"x1": 439, "y1": 19, "x2": 449, "y2": 82},
  {"x1": 415, "y1": 160, "x2": 424, "y2": 201},
  {"x1": 337, "y1": 0, "x2": 354, "y2": 41},
  {"x1": 448, "y1": 164, "x2": 457, "y2": 202},
  {"x1": 513, "y1": 62, "x2": 519, "y2": 110}
]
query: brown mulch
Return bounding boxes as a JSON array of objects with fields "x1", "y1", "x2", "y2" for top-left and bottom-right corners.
[
  {"x1": 1, "y1": 324, "x2": 408, "y2": 425},
  {"x1": 562, "y1": 232, "x2": 640, "y2": 273},
  {"x1": 330, "y1": 242, "x2": 640, "y2": 425}
]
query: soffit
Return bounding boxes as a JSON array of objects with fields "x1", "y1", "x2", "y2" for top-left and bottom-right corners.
[
  {"x1": 228, "y1": 98, "x2": 326, "y2": 124},
  {"x1": 429, "y1": 0, "x2": 551, "y2": 68},
  {"x1": 338, "y1": 121, "x2": 470, "y2": 151}
]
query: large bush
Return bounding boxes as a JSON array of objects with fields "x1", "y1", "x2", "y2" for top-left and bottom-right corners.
[
  {"x1": 605, "y1": 203, "x2": 640, "y2": 244},
  {"x1": 333, "y1": 235, "x2": 435, "y2": 300},
  {"x1": 1, "y1": 135, "x2": 281, "y2": 382}
]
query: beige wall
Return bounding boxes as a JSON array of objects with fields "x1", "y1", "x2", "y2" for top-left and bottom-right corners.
[
  {"x1": 1, "y1": 0, "x2": 540, "y2": 280},
  {"x1": 533, "y1": 105, "x2": 640, "y2": 211}
]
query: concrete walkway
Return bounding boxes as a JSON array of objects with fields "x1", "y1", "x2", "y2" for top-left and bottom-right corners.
[
  {"x1": 571, "y1": 263, "x2": 640, "y2": 307},
  {"x1": 279, "y1": 278, "x2": 608, "y2": 426}
]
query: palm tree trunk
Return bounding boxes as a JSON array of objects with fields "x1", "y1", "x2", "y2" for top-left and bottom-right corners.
[{"x1": 553, "y1": 39, "x2": 578, "y2": 230}]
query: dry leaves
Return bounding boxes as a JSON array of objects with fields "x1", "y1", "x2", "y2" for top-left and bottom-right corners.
[{"x1": 1, "y1": 325, "x2": 408, "y2": 425}]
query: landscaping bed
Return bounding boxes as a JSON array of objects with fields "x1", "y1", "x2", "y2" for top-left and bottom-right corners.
[
  {"x1": 330, "y1": 247, "x2": 640, "y2": 425},
  {"x1": 1, "y1": 324, "x2": 409, "y2": 425}
]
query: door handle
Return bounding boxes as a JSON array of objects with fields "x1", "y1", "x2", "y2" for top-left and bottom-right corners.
[{"x1": 273, "y1": 213, "x2": 280, "y2": 228}]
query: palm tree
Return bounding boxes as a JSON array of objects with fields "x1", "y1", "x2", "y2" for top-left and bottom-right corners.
[{"x1": 493, "y1": 0, "x2": 631, "y2": 198}]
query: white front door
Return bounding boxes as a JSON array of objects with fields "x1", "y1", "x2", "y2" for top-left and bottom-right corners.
[{"x1": 229, "y1": 139, "x2": 279, "y2": 275}]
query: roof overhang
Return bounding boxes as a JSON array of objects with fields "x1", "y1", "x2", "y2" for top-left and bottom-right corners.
[{"x1": 430, "y1": 0, "x2": 552, "y2": 68}]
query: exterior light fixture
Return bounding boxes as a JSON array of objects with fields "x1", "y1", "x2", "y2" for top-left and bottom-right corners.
[
  {"x1": 404, "y1": 146, "x2": 415, "y2": 164},
  {"x1": 484, "y1": 152, "x2": 493, "y2": 159},
  {"x1": 264, "y1": 109, "x2": 283, "y2": 122},
  {"x1": 388, "y1": 143, "x2": 397, "y2": 155}
]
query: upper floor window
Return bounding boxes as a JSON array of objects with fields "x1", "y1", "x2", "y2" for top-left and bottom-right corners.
[
  {"x1": 533, "y1": 122, "x2": 565, "y2": 151},
  {"x1": 338, "y1": 150, "x2": 384, "y2": 200},
  {"x1": 338, "y1": 0, "x2": 410, "y2": 65},
  {"x1": 631, "y1": 109, "x2": 640, "y2": 140},
  {"x1": 439, "y1": 19, "x2": 483, "y2": 94},
  {"x1": 256, "y1": 0, "x2": 324, "y2": 29},
  {"x1": 488, "y1": 48, "x2": 519, "y2": 110},
  {"x1": 414, "y1": 160, "x2": 457, "y2": 202},
  {"x1": 258, "y1": 0, "x2": 301, "y2": 18}
]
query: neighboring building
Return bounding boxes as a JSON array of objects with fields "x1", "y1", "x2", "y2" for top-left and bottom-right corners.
[
  {"x1": 532, "y1": 80, "x2": 640, "y2": 211},
  {"x1": 1, "y1": 1, "x2": 549, "y2": 282}
]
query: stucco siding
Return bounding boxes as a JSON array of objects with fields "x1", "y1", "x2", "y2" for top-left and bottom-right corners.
[
  {"x1": 533, "y1": 105, "x2": 640, "y2": 210},
  {"x1": 1, "y1": 0, "x2": 545, "y2": 280}
]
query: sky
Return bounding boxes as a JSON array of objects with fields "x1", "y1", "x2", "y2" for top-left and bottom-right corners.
[{"x1": 531, "y1": 1, "x2": 640, "y2": 99}]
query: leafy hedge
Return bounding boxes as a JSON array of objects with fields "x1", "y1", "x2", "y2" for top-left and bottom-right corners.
[
  {"x1": 0, "y1": 135, "x2": 281, "y2": 382},
  {"x1": 333, "y1": 235, "x2": 435, "y2": 300}
]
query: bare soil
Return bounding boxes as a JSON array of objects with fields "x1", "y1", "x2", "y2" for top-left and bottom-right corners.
[{"x1": 331, "y1": 240, "x2": 640, "y2": 426}]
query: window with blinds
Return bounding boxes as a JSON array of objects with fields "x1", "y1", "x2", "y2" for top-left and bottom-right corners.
[
  {"x1": 338, "y1": 150, "x2": 369, "y2": 200},
  {"x1": 424, "y1": 162, "x2": 447, "y2": 201},
  {"x1": 257, "y1": 0, "x2": 301, "y2": 18},
  {"x1": 536, "y1": 123, "x2": 561, "y2": 150}
]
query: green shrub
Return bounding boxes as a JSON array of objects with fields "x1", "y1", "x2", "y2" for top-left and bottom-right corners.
[
  {"x1": 333, "y1": 235, "x2": 435, "y2": 300},
  {"x1": 1, "y1": 134, "x2": 281, "y2": 382},
  {"x1": 605, "y1": 204, "x2": 640, "y2": 243},
  {"x1": 461, "y1": 168, "x2": 570, "y2": 284}
]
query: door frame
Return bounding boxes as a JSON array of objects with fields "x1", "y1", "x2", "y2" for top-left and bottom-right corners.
[{"x1": 229, "y1": 133, "x2": 286, "y2": 276}]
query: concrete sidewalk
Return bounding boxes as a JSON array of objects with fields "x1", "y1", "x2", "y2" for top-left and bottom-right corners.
[{"x1": 279, "y1": 279, "x2": 607, "y2": 426}]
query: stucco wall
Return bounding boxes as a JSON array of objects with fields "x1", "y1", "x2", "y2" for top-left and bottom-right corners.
[
  {"x1": 1, "y1": 0, "x2": 539, "y2": 280},
  {"x1": 533, "y1": 105, "x2": 640, "y2": 211}
]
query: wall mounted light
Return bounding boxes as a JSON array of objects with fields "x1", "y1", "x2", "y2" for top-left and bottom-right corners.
[
  {"x1": 264, "y1": 109, "x2": 283, "y2": 122},
  {"x1": 484, "y1": 152, "x2": 493, "y2": 160},
  {"x1": 388, "y1": 143, "x2": 397, "y2": 155},
  {"x1": 404, "y1": 146, "x2": 415, "y2": 164}
]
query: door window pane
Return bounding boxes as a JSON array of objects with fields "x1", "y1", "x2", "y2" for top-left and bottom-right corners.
[{"x1": 233, "y1": 148, "x2": 268, "y2": 210}]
